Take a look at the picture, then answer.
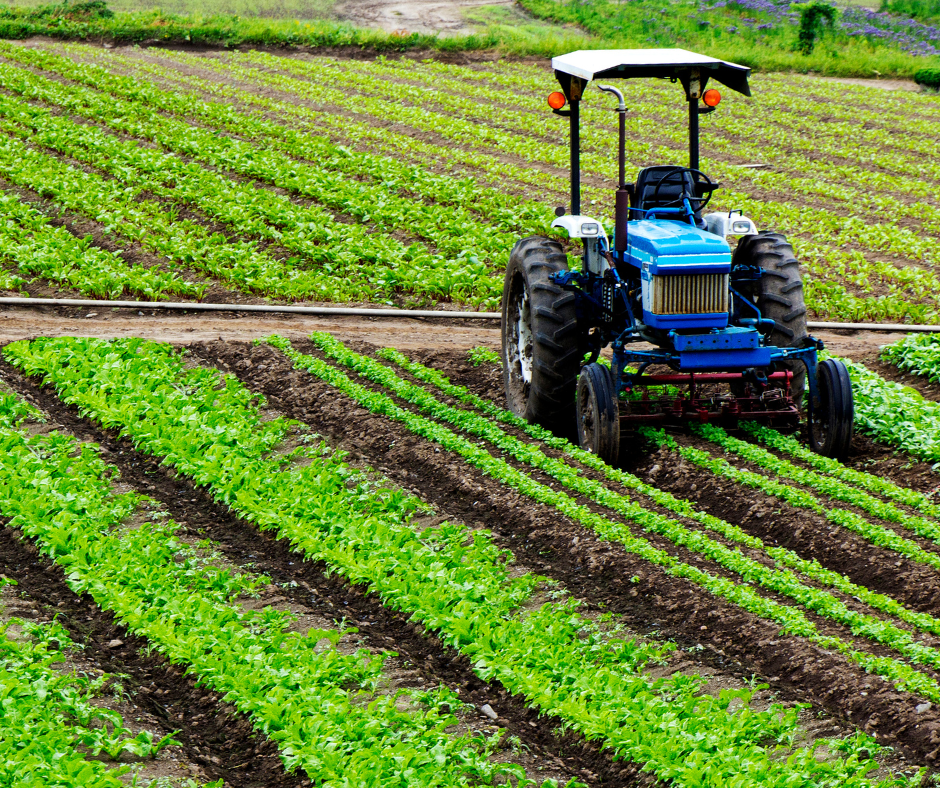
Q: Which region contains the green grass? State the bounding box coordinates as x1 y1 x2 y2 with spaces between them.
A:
0 0 937 78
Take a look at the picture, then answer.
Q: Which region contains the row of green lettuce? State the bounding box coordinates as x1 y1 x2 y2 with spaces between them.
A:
0 40 937 324
882 333 940 386
842 353 940 463
303 335 940 690
0 607 184 788
1 336 915 788
0 388 531 787
0 0 937 79
0 44 532 306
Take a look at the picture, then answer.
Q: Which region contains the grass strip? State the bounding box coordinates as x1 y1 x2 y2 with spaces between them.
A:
3 336 913 788
0 390 518 786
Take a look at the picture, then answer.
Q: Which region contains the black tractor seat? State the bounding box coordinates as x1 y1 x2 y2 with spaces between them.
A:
631 166 716 228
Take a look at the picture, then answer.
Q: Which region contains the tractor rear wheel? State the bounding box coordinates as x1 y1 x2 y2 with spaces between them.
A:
809 358 854 460
733 232 809 405
576 363 620 465
501 236 584 437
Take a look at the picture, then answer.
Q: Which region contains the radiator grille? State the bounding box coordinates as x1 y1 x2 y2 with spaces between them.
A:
651 273 729 315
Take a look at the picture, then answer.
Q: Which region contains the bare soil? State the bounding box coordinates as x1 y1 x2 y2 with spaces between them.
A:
334 0 515 36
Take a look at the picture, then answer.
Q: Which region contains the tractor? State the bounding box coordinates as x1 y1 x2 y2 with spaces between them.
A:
500 49 854 465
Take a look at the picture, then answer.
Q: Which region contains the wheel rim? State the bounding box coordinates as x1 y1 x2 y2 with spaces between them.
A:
810 368 831 449
578 377 597 451
508 275 533 387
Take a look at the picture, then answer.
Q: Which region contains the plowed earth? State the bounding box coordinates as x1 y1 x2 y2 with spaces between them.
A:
181 338 938 770
3 330 940 782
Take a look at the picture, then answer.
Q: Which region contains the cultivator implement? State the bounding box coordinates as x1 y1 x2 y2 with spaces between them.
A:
619 370 799 427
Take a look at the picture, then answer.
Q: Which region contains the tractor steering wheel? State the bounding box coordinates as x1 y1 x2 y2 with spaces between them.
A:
649 167 718 214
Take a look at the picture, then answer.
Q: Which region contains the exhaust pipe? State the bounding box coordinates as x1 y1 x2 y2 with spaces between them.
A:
599 84 630 254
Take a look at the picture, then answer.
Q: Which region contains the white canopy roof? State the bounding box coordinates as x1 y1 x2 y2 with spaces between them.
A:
552 48 751 96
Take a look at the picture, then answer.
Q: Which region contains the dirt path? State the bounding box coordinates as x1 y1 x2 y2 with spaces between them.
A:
335 0 515 35
0 303 917 368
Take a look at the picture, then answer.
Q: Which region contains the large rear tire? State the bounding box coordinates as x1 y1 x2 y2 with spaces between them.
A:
501 236 584 436
809 358 854 460
733 232 809 405
576 363 620 465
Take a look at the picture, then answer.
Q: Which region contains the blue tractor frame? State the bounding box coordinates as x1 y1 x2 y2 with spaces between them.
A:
500 49 854 463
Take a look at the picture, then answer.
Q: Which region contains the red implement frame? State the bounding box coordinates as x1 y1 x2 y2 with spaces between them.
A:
621 370 798 426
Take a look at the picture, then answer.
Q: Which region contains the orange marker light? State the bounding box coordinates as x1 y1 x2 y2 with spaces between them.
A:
547 91 567 110
703 88 722 107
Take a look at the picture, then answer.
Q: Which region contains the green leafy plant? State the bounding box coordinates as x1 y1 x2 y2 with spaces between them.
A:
5 335 921 788
794 2 839 55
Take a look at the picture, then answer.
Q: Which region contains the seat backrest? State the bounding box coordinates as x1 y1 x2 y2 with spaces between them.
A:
633 166 703 227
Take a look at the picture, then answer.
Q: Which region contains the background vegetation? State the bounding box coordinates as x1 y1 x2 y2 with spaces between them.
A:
0 0 937 80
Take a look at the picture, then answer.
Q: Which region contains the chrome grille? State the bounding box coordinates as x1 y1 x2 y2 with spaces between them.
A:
651 273 729 315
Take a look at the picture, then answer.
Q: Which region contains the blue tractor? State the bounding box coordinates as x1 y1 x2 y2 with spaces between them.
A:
500 49 854 464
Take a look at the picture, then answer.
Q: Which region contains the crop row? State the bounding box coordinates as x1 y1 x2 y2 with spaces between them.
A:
0 41 934 322
0 45 540 249
304 51 940 203
841 356 940 463
882 334 940 385
1 336 909 788
0 84 457 304
267 334 940 702
189 52 940 321
0 387 524 785
685 423 940 562
742 422 940 520
12 42 938 322
0 50 519 306
220 52 940 278
0 188 203 300
0 605 174 788
379 347 940 628
322 337 940 657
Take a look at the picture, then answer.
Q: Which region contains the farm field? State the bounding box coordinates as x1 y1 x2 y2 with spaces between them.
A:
3 33 940 788
2 331 940 785
0 41 937 322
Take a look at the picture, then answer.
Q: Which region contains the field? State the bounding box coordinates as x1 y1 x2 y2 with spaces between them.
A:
3 36 940 788
0 41 938 322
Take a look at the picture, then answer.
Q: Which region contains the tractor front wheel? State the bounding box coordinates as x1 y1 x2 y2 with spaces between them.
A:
576 363 620 465
733 232 809 404
501 236 584 437
808 358 854 460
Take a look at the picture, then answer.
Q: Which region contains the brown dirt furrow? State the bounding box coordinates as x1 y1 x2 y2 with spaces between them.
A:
182 338 940 764
0 522 309 788
0 355 631 788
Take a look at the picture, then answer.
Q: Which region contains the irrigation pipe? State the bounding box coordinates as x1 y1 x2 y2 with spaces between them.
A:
1 298 939 332
0 297 500 319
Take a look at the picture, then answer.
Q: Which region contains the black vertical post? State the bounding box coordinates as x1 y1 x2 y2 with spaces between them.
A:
614 105 629 252
570 99 580 215
618 109 626 189
689 97 699 171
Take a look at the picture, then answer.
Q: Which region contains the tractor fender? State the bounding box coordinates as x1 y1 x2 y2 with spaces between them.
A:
551 214 609 243
703 212 758 238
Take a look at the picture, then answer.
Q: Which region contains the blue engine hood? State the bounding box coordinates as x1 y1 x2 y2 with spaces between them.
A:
624 220 731 274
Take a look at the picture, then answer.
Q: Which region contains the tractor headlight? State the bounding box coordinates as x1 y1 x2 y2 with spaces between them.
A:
731 220 752 234
580 222 600 236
